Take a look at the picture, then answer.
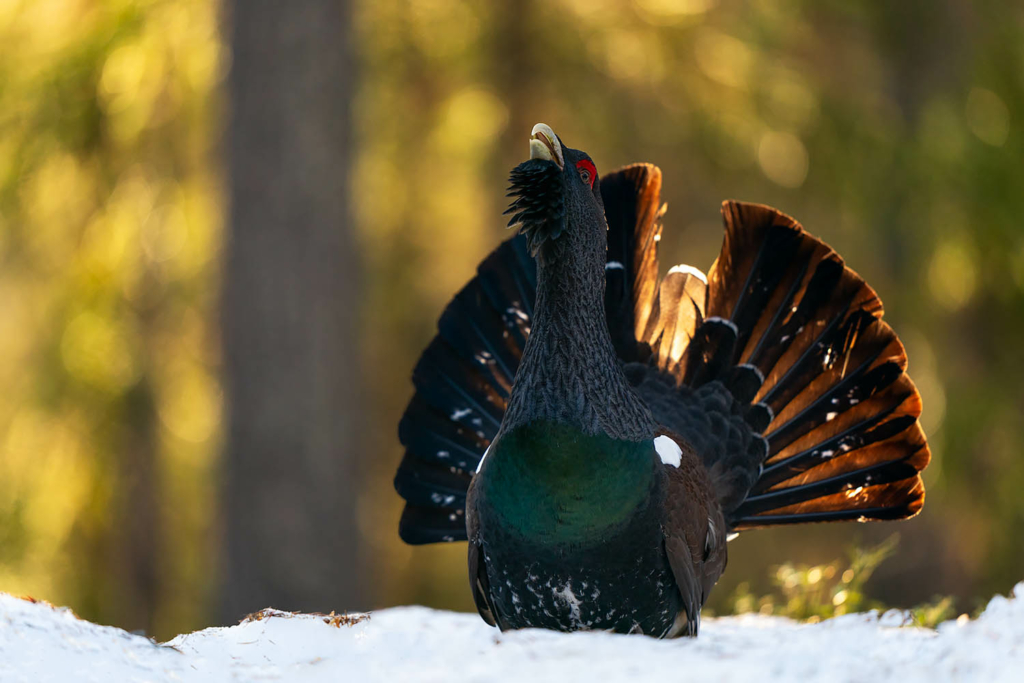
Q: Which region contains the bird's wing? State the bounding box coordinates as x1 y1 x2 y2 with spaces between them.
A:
655 429 729 638
658 444 705 638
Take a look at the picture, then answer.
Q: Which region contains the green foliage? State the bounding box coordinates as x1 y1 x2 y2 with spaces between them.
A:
910 596 958 629
725 535 898 621
723 535 957 628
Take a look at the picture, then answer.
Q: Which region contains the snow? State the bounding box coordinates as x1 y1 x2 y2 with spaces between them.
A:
3 584 1023 683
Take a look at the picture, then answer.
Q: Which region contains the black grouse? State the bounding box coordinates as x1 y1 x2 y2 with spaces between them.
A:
393 123 930 638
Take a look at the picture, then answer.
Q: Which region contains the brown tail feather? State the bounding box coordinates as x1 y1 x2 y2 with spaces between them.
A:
600 163 665 363
641 266 707 377
644 200 929 528
716 201 928 526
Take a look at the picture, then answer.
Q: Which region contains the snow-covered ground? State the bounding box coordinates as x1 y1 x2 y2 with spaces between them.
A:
2 585 1022 683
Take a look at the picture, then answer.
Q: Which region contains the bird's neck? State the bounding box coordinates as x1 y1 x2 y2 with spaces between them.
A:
501 227 654 441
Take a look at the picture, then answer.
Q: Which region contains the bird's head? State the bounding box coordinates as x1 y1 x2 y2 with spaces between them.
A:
505 123 606 263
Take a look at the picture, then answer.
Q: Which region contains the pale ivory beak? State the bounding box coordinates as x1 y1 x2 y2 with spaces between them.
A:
529 123 564 169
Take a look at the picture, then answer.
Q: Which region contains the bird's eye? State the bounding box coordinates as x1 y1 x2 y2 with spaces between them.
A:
575 159 596 188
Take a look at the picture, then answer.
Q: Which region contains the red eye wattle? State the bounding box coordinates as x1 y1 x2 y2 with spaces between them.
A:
575 159 597 188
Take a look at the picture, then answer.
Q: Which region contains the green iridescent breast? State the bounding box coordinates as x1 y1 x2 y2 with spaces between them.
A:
476 420 658 545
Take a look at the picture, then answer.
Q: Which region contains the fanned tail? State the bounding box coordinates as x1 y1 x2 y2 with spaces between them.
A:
649 201 929 529
396 181 929 543
394 237 536 543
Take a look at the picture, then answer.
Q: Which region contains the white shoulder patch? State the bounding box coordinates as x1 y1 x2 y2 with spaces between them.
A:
654 435 682 468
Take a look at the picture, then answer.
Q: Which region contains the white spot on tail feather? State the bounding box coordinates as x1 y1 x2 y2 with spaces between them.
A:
667 264 708 284
655 435 682 468
705 316 739 333
506 306 529 322
738 363 765 383
451 408 472 420
430 492 456 506
605 261 625 270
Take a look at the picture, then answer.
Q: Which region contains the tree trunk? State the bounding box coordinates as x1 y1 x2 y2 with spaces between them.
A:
221 0 366 622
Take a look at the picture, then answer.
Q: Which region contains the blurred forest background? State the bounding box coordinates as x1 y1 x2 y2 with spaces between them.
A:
0 0 1021 641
